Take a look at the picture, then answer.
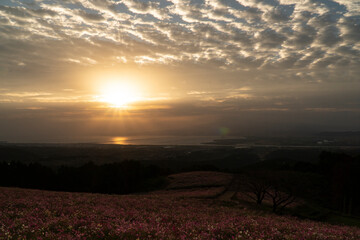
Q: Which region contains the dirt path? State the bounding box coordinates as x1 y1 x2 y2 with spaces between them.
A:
217 190 237 201
216 174 240 202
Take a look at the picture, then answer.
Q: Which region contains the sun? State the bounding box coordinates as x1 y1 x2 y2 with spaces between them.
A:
99 81 141 108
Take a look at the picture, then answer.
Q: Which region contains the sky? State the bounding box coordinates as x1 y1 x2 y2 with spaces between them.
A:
0 0 360 141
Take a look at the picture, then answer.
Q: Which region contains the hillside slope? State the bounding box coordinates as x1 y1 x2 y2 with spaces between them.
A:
1 185 359 239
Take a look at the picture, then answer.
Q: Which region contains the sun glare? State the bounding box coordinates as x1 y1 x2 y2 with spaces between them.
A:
99 81 141 108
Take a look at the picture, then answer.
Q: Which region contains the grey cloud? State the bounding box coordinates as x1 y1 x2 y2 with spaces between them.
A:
231 7 263 23
295 48 326 67
285 24 316 49
123 0 170 20
336 45 360 56
256 28 286 48
286 33 314 49
311 55 343 68
263 5 294 22
87 0 115 9
191 23 228 41
0 5 31 19
270 53 303 69
237 0 280 8
156 22 196 42
292 10 314 23
317 25 342 46
308 0 347 14
308 13 340 28
209 8 233 22
28 7 57 17
230 55 264 69
339 17 360 43
76 10 104 21
230 30 253 46
1 3 60 21
0 0 359 74
169 0 207 22
135 25 174 48
126 0 156 11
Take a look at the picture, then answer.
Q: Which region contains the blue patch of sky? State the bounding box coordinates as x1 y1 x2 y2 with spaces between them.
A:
158 0 173 8
137 13 162 22
63 3 88 11
190 0 205 6
217 0 246 10
129 0 173 8
18 0 59 8
316 0 347 13
111 2 135 15
168 14 187 24
278 4 295 18
17 0 84 13
262 0 281 7
38 0 60 5
2 0 20 7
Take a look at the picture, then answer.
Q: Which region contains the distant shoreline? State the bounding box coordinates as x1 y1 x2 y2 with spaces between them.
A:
1 133 360 148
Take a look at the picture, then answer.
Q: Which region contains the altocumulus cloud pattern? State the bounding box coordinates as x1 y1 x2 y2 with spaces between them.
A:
0 0 359 75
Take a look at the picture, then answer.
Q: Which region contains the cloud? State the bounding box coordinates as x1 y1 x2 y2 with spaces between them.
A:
335 0 360 16
76 9 104 21
1 80 360 138
316 25 342 47
123 0 171 20
0 0 359 82
284 23 316 49
256 28 286 49
262 5 294 22
1 0 358 140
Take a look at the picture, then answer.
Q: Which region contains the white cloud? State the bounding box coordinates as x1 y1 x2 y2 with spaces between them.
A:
0 0 359 78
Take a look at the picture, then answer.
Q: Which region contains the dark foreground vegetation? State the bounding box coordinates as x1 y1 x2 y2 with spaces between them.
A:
237 151 360 218
0 161 168 194
0 144 360 225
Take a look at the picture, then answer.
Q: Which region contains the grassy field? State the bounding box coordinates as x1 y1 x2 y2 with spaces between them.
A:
1 172 359 240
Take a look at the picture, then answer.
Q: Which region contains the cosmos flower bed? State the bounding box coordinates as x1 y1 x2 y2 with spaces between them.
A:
1 187 359 240
153 186 227 198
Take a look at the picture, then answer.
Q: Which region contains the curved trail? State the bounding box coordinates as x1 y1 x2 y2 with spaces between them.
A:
216 174 240 202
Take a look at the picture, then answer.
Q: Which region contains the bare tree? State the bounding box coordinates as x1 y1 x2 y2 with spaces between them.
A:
239 170 298 213
266 186 296 213
240 171 272 205
265 171 298 213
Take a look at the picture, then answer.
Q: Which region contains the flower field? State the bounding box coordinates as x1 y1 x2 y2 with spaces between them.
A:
153 186 227 198
1 187 359 240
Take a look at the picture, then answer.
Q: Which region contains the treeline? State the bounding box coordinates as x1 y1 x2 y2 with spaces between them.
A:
239 151 360 217
0 161 169 194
